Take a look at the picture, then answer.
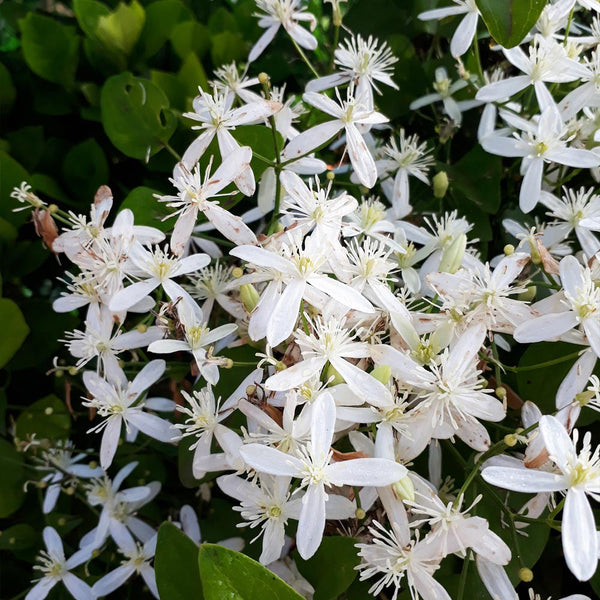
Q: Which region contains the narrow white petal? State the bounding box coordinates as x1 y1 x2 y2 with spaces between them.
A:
539 415 574 472
326 458 406 487
282 120 343 161
239 444 303 477
296 484 327 559
513 311 578 342
310 391 336 458
264 356 326 391
481 466 566 492
563 488 598 581
450 12 478 57
346 122 377 188
520 158 544 213
63 573 95 600
128 412 173 443
109 279 159 313
100 418 122 470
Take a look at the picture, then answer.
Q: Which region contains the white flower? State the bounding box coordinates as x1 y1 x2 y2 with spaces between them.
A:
481 106 600 213
81 462 158 549
356 522 449 600
181 86 281 195
36 440 102 514
149 300 237 384
376 131 434 218
217 474 302 564
482 415 600 581
109 244 210 313
82 360 173 469
418 0 480 58
371 324 505 451
240 392 406 558
306 34 398 111
410 67 481 126
264 314 389 401
27 527 94 600
477 36 588 111
249 0 317 63
539 186 600 257
281 89 388 188
159 147 258 255
231 236 373 346
93 532 158 598
514 254 600 357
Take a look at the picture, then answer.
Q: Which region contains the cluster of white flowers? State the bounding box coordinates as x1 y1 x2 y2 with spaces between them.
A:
14 0 600 598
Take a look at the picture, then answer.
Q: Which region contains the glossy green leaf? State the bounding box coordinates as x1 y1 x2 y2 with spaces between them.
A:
476 0 547 48
0 439 26 518
62 138 109 200
198 544 304 600
155 522 203 600
170 21 211 60
178 53 208 99
18 13 79 87
294 537 360 600
231 125 282 180
138 0 193 59
210 31 247 67
15 395 71 441
448 146 502 214
73 0 111 38
0 298 29 368
119 186 172 231
96 0 145 56
101 72 177 159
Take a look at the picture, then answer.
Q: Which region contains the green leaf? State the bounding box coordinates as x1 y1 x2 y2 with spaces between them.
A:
198 544 304 600
294 537 360 600
0 61 16 114
62 138 109 200
231 125 282 181
73 0 111 38
138 0 193 59
0 151 30 227
0 524 37 551
475 0 547 48
177 53 208 99
101 72 177 159
170 21 211 60
0 439 26 518
0 298 29 368
155 522 203 600
15 395 71 441
19 13 79 87
448 146 502 214
119 186 172 232
96 0 145 56
210 31 247 67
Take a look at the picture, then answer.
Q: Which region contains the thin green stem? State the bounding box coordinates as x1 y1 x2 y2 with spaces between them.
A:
290 37 320 79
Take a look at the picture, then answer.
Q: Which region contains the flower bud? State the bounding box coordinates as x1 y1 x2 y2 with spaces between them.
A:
504 434 517 447
518 567 533 582
258 72 270 85
518 286 536 302
68 366 78 376
137 323 148 333
355 507 366 520
439 233 466 274
503 244 515 256
240 284 260 312
232 267 243 278
371 365 391 385
326 170 335 181
326 363 344 386
432 171 449 199
44 407 53 416
495 386 507 400
392 474 415 503
246 384 257 396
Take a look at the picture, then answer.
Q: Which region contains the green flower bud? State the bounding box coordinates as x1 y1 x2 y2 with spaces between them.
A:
371 365 391 385
432 171 449 199
392 474 415 503
439 233 467 274
240 284 260 312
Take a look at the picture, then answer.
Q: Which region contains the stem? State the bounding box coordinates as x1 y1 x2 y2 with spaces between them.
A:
457 550 471 600
290 37 320 79
162 143 182 162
